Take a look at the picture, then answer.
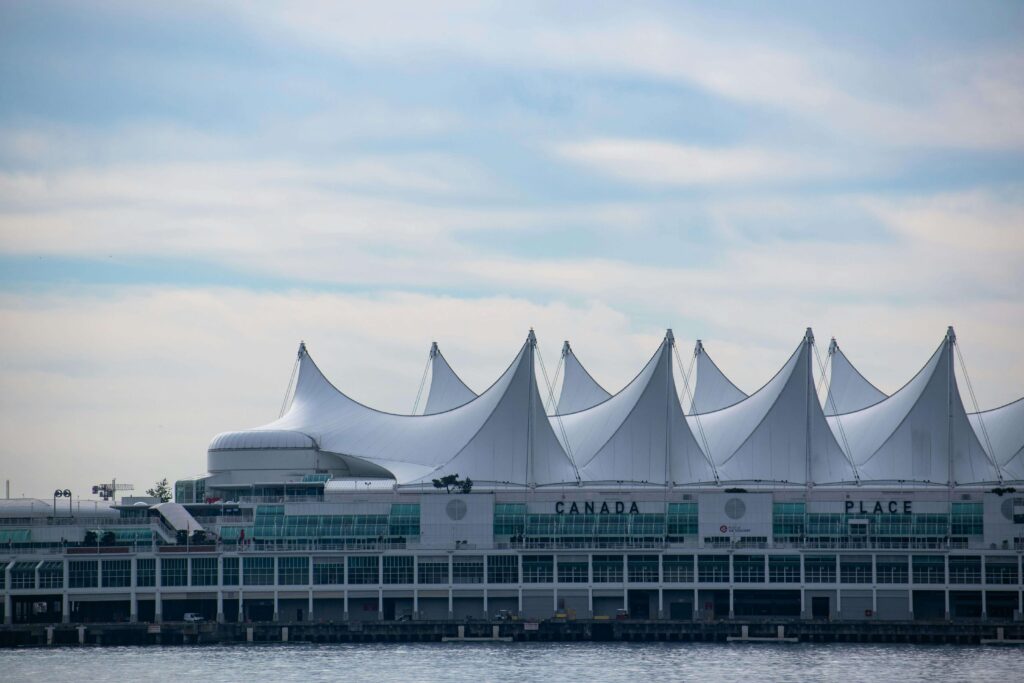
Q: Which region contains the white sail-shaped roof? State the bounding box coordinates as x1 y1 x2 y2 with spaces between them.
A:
422 342 476 415
688 330 855 485
827 329 1001 485
690 340 747 414
211 333 579 487
968 397 1024 482
554 341 611 415
554 331 716 486
823 338 887 416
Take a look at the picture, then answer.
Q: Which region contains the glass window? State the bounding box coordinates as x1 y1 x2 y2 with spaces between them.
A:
10 562 36 589
697 555 729 583
522 555 553 583
487 555 518 584
278 556 309 585
453 556 484 584
190 558 218 586
39 561 64 589
161 558 187 587
949 556 981 584
347 556 379 585
876 556 908 583
627 555 659 583
985 557 1019 585
417 557 449 585
772 502 805 542
493 504 526 538
69 560 98 588
102 559 131 588
389 504 421 538
557 558 588 583
667 503 698 540
662 555 694 583
222 557 239 586
242 557 274 585
313 560 344 585
383 556 413 584
951 502 983 536
733 555 765 583
136 558 155 587
912 555 945 584
804 555 836 583
840 556 872 583
592 555 623 583
769 555 801 583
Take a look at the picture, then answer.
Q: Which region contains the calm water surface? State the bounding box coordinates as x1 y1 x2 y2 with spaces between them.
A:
2 642 1021 682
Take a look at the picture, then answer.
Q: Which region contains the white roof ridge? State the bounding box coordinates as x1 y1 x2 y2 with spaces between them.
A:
554 341 612 415
823 339 888 416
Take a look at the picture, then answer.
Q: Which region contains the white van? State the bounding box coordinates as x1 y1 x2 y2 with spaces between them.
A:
183 613 205 623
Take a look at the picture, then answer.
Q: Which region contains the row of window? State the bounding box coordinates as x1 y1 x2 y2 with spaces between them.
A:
8 554 1017 589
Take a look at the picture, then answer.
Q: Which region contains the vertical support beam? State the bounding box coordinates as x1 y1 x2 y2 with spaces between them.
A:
238 556 245 622
62 559 70 624
482 555 489 619
3 564 11 624
308 555 314 622
155 557 163 623
836 555 842 617
273 557 279 621
216 556 224 623
448 554 454 619
553 555 559 613
623 555 628 609
130 557 138 623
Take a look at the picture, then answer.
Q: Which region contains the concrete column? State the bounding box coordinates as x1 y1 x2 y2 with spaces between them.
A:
412 556 419 619
448 555 454 619
62 560 70 624
308 591 314 622
273 590 280 622
981 557 988 618
239 556 246 621
3 591 11 625
187 556 192 586
482 554 489 618
96 559 103 588
588 588 594 618
413 589 419 619
728 588 734 619
623 556 628 609
130 558 138 623
154 558 163 623
343 589 349 621
216 557 224 623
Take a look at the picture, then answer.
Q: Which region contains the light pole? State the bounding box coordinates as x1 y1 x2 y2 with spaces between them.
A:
53 489 72 517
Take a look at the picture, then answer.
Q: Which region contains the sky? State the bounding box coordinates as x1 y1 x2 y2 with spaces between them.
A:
0 1 1022 499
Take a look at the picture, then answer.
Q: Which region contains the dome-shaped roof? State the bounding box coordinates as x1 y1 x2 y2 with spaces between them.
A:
208 429 316 451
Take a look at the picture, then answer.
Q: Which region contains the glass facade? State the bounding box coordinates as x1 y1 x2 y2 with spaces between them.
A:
313 559 344 585
136 558 156 587
769 555 801 583
876 556 908 583
557 558 588 583
522 555 553 583
243 557 274 585
69 560 98 588
278 556 309 585
452 556 484 584
949 556 981 584
912 555 945 584
39 561 64 589
663 555 694 583
805 555 836 583
222 557 239 585
697 555 729 583
102 559 131 588
190 557 218 586
417 557 449 585
733 555 765 583
383 556 413 584
347 556 379 584
627 555 659 583
487 555 518 583
161 558 187 587
593 555 623 583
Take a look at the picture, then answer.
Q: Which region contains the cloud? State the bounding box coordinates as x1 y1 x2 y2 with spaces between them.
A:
555 139 839 186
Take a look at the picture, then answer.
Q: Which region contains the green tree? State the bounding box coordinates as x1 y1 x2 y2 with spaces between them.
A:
431 473 473 494
146 478 172 503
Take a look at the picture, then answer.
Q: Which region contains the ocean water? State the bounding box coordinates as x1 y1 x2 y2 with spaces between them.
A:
1 642 1021 682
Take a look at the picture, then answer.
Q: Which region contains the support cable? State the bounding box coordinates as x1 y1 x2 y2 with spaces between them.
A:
954 340 1002 482
279 352 301 418
543 354 565 415
411 354 431 415
814 342 858 482
537 343 580 483
673 344 718 484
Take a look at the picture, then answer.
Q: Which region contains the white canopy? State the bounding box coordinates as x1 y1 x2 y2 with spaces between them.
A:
688 330 856 485
422 342 476 415
968 397 1024 482
826 328 1001 485
689 340 747 414
554 331 717 486
554 341 611 415
823 338 887 416
212 333 579 487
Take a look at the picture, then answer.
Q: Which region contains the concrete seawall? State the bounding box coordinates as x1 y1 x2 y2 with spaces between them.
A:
2 620 1022 647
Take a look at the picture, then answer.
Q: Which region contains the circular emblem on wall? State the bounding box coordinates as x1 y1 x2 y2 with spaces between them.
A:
720 525 728 533
725 498 746 520
446 498 467 521
1000 498 1014 521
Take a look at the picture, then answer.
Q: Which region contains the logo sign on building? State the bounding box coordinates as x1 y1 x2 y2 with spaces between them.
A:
844 501 912 514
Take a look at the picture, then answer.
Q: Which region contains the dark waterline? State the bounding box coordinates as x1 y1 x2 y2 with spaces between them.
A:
1 642 1021 683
